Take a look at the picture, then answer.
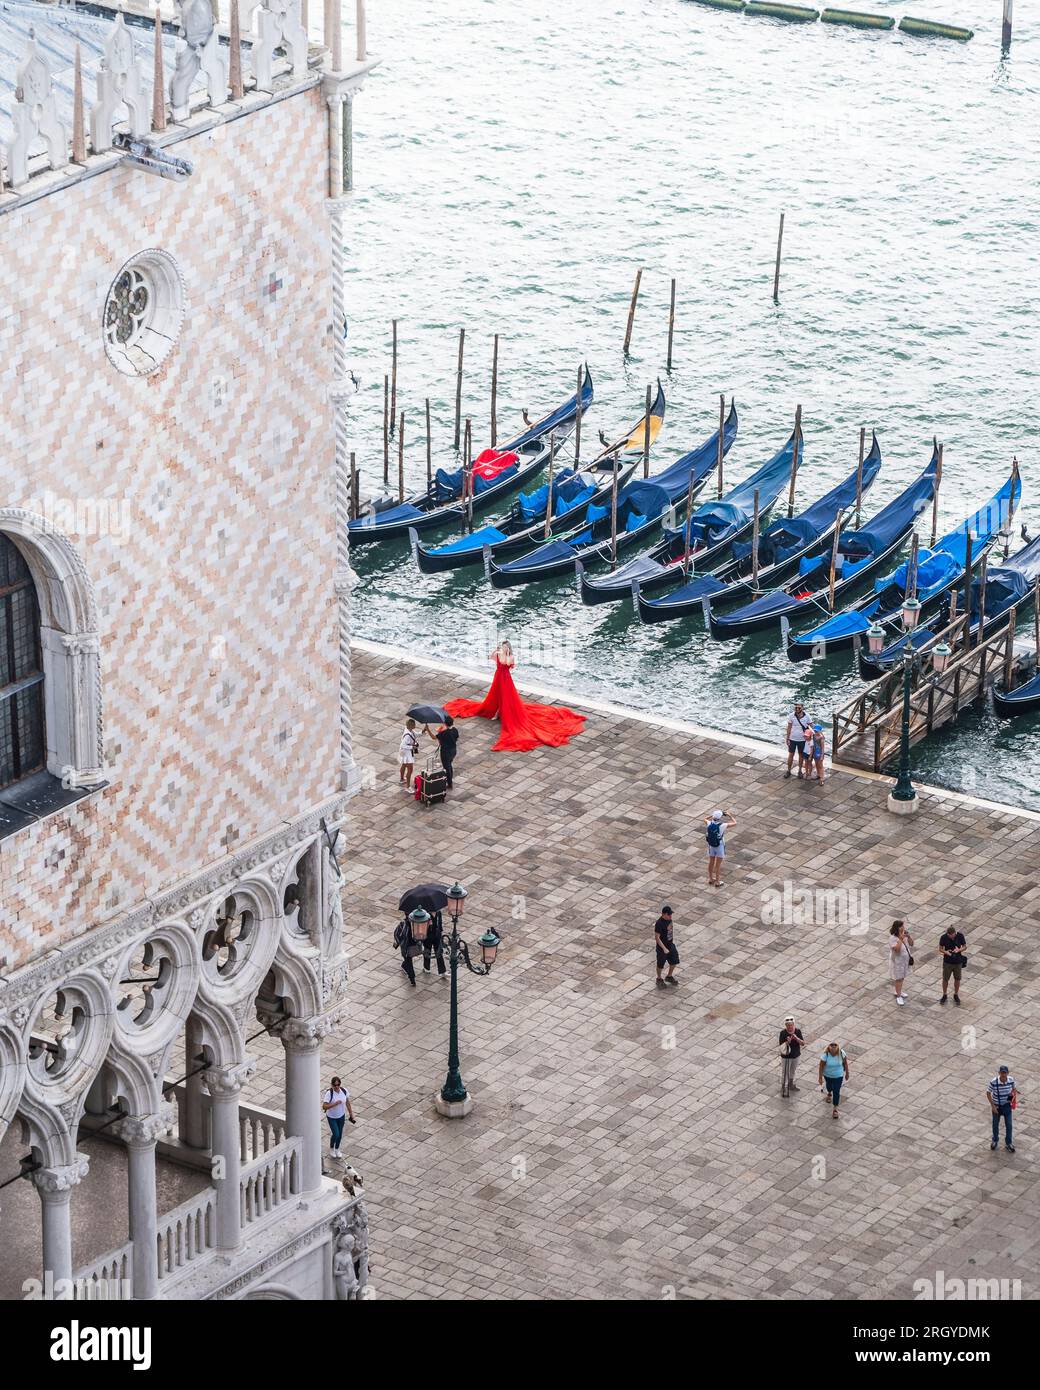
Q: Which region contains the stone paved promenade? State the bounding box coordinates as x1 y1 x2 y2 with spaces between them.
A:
251 644 1040 1300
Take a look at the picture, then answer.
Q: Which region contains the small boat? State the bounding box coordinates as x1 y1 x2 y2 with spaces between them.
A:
634 434 881 622
486 385 684 589
347 368 593 545
788 469 1020 663
859 533 1040 679
993 670 1040 717
708 443 941 641
616 430 798 618
411 386 675 575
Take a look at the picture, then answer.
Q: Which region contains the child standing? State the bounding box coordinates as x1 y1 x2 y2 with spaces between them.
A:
399 719 420 789
810 722 826 784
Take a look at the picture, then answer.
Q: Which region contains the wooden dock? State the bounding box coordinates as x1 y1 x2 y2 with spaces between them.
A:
832 612 1037 773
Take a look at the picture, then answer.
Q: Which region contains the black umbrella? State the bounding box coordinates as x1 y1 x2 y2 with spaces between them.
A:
407 703 448 725
398 883 450 915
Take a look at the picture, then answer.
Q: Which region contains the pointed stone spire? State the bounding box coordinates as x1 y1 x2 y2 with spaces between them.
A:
229 0 243 99
151 7 166 132
71 44 87 163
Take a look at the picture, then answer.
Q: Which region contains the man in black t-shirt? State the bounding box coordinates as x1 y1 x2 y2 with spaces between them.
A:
939 927 967 1005
426 718 459 790
779 1015 804 1097
654 906 679 988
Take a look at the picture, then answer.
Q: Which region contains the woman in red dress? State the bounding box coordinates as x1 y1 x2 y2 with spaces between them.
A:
444 640 585 752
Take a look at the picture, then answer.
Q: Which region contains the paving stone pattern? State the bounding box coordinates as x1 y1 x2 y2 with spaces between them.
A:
249 648 1040 1300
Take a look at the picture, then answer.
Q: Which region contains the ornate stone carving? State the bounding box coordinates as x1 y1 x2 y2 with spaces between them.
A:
29 1153 90 1195
252 0 308 93
90 12 150 153
113 1106 176 1147
6 38 67 190
170 0 227 121
278 1015 334 1052
202 1059 256 1097
332 1231 358 1300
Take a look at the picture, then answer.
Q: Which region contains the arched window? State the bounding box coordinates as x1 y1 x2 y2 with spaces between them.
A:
0 534 45 789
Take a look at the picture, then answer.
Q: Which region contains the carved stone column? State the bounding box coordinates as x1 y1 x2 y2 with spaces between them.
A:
30 1155 90 1286
280 1018 331 1194
183 1015 209 1149
203 1060 255 1252
114 1110 174 1300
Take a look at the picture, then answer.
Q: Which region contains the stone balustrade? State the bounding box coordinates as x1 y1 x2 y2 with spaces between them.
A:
71 1240 134 1300
239 1135 302 1225
156 1188 217 1278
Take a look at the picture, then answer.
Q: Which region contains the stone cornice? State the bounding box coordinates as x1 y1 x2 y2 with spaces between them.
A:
0 794 348 1012
208 1197 362 1300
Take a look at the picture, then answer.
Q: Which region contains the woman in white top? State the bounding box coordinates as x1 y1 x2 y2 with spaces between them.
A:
889 919 914 1006
321 1076 355 1153
398 719 420 789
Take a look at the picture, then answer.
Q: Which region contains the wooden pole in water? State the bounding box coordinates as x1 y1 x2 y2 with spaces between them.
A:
349 452 358 520
575 366 583 463
1034 577 1039 664
855 427 866 528
931 443 943 547
827 510 843 612
751 488 761 589
773 212 785 303
977 552 989 647
716 394 726 499
1006 456 1019 557
425 397 432 489
787 405 802 517
961 530 974 648
623 268 642 356
382 374 389 486
683 468 697 574
907 532 920 601
544 432 556 538
490 334 499 449
642 384 652 479
1004 604 1017 689
398 411 405 502
390 319 398 436
453 328 465 451
1002 0 1013 51
610 459 619 568
667 278 676 371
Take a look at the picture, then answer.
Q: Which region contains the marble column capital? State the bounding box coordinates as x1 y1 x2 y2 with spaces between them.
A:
278 1015 336 1053
29 1154 89 1196
203 1059 256 1098
113 1105 176 1148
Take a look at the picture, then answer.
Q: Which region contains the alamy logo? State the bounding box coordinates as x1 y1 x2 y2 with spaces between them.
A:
760 880 870 934
50 1319 152 1370
913 1270 1022 1301
27 491 132 545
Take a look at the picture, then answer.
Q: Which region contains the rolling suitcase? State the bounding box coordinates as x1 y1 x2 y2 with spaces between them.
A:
418 757 448 808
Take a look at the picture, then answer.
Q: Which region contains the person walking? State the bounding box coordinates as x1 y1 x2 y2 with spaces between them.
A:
398 718 420 789
321 1076 355 1154
889 919 913 1005
818 1042 849 1118
939 924 967 1005
778 1015 804 1097
422 909 447 977
705 810 736 888
784 702 812 778
654 906 679 987
394 916 424 986
987 1066 1017 1153
425 716 459 791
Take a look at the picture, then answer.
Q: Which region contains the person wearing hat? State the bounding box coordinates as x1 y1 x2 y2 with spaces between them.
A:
785 702 813 779
654 906 679 987
808 721 826 784
778 1015 804 1098
704 809 736 888
987 1066 1017 1153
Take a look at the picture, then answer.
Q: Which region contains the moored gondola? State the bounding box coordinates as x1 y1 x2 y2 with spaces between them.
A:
411 385 675 575
708 443 941 640
635 434 882 622
993 670 1040 717
787 468 1020 662
347 368 593 546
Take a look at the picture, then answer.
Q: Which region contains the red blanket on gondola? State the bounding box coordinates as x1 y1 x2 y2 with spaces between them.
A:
470 449 519 481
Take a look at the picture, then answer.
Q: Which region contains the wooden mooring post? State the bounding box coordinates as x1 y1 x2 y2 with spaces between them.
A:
787 404 802 516
349 451 358 520
490 334 499 449
382 373 389 485
716 394 726 498
773 212 785 303
667 278 676 371
544 432 556 538
931 443 943 547
855 427 865 527
1002 0 1013 50
397 410 405 502
610 459 620 568
642 384 652 478
751 489 761 589
425 397 432 489
390 319 398 436
623 269 642 356
575 366 583 463
683 469 697 574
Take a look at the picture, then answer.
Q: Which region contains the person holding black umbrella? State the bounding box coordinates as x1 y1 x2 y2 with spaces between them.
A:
425 716 459 792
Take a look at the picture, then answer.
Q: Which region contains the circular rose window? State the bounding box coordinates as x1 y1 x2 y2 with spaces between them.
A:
102 250 186 376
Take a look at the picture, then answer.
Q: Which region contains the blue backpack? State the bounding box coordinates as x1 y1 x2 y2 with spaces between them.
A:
706 820 723 848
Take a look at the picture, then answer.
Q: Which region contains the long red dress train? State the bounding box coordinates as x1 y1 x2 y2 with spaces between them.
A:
444 657 585 752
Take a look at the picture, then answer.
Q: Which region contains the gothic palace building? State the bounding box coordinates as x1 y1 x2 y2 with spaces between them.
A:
0 0 372 1300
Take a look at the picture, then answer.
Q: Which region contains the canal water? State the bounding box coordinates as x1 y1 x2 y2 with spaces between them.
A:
343 0 1040 810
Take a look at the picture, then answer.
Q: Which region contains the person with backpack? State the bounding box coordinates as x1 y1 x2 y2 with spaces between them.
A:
818 1043 849 1118
393 916 425 987
704 810 736 888
321 1076 355 1153
784 702 813 779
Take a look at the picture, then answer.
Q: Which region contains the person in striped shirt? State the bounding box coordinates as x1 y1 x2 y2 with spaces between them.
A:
987 1067 1017 1153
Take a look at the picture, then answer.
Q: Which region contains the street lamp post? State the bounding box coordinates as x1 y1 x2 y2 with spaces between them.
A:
888 597 922 814
434 881 501 1119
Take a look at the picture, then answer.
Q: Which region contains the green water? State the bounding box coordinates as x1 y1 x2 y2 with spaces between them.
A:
343 0 1040 810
